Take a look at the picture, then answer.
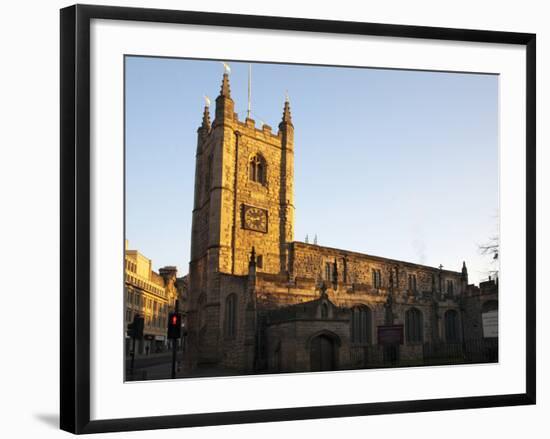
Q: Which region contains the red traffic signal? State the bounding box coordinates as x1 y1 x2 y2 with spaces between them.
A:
167 312 182 339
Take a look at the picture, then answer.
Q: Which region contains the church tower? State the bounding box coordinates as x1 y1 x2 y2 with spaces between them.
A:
187 70 294 367
190 71 294 280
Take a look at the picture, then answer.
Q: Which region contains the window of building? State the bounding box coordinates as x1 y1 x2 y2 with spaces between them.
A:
445 309 460 342
256 255 263 269
408 274 417 292
372 269 382 288
447 280 454 295
351 306 372 344
405 307 423 343
325 262 333 281
224 293 237 338
249 154 267 185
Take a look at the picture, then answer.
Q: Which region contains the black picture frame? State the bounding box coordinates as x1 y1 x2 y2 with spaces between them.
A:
60 4 536 434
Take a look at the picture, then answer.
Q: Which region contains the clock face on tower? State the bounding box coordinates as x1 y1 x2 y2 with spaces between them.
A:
242 205 268 233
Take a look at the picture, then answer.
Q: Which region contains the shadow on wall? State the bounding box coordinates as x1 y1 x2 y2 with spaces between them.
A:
33 413 59 430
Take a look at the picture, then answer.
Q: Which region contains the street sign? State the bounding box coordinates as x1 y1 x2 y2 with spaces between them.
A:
482 310 498 338
377 324 404 345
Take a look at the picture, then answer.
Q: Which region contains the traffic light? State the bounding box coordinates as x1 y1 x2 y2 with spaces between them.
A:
131 314 144 339
167 312 182 339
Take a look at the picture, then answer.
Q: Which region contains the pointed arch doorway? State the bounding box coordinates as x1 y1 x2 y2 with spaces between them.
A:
309 332 339 372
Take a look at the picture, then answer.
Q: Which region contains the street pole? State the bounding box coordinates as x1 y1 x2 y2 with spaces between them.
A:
171 338 177 379
130 334 136 376
171 299 179 379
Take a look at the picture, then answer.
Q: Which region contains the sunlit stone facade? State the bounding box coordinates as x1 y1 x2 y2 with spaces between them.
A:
184 73 498 374
124 241 180 355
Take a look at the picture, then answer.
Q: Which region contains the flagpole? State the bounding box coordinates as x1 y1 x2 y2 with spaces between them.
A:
247 64 251 119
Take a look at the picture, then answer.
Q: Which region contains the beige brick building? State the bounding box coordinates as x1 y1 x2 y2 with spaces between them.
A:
184 72 498 374
124 241 180 355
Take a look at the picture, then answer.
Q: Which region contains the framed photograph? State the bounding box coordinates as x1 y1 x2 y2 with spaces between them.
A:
60 4 536 434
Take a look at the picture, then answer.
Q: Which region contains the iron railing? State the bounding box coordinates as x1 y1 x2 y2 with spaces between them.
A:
348 338 498 369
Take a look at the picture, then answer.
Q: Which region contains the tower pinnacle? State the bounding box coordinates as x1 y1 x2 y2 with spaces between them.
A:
201 105 211 131
219 73 231 98
280 98 292 126
214 71 234 123
461 261 468 283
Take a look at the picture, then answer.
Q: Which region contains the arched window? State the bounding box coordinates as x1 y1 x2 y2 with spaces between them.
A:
405 307 423 343
224 293 237 338
445 309 460 342
249 154 266 185
351 306 371 344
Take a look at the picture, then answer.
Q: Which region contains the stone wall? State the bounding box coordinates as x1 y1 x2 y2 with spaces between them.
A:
217 273 256 371
289 241 466 298
462 278 498 341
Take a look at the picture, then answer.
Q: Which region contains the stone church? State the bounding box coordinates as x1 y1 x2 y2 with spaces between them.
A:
184 72 498 375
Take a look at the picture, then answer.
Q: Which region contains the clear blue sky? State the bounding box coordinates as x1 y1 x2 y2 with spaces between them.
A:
125 56 498 285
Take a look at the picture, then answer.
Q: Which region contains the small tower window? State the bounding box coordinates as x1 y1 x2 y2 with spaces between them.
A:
249 154 267 185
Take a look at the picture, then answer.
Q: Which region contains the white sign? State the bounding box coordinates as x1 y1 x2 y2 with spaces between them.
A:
482 311 498 338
